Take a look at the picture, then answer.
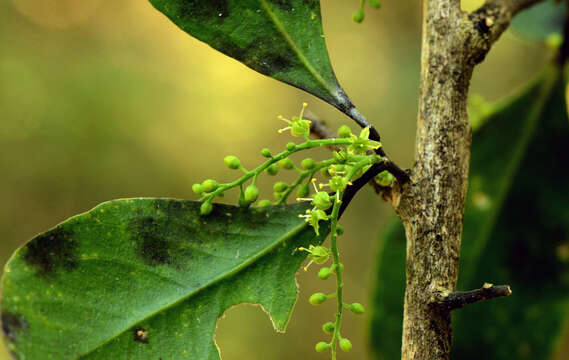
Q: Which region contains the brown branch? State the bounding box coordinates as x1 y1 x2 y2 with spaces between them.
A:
394 0 543 359
434 283 512 311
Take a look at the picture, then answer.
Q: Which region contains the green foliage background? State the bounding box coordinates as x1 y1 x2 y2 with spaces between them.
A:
0 0 561 359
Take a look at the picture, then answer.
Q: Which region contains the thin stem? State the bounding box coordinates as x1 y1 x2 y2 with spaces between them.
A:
329 191 343 359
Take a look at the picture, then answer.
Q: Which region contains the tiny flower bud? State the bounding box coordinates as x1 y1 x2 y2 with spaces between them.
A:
338 125 352 138
278 158 294 170
322 322 335 334
266 164 279 176
352 9 364 23
333 151 347 164
309 292 328 305
200 201 213 215
312 192 332 210
286 142 296 151
339 338 352 352
223 155 241 169
238 193 250 208
261 148 272 158
296 184 310 198
192 183 203 195
273 182 288 193
244 185 259 202
315 342 330 353
257 200 272 207
348 302 365 315
336 225 344 235
376 170 395 187
318 267 331 280
369 0 381 8
301 157 316 170
201 179 219 193
332 263 344 274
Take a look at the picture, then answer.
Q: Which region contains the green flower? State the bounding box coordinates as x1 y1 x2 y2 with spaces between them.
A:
348 127 381 154
277 103 311 137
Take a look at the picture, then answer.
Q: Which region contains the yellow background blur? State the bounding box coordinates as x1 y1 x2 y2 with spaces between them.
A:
0 0 553 359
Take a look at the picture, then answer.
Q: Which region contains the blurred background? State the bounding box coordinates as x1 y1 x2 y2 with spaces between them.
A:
0 0 555 359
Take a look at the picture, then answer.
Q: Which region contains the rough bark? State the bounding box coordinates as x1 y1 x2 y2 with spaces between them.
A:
393 0 544 359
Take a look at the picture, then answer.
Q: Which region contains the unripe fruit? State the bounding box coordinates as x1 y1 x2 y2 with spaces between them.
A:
273 182 288 193
201 179 218 193
339 338 352 352
309 292 328 305
278 158 294 169
301 158 316 170
224 155 241 169
192 183 203 195
296 184 309 198
266 164 278 176
348 302 365 315
322 322 335 334
318 267 331 280
244 185 259 202
352 9 364 23
315 342 330 352
261 148 272 158
338 125 352 138
286 142 296 151
200 201 213 215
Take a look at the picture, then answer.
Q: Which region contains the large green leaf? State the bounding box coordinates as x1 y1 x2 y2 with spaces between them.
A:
1 199 326 359
369 68 569 359
148 0 370 126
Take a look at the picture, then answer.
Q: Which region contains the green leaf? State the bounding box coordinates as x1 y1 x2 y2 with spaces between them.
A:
510 0 566 41
147 0 371 126
1 199 326 359
369 67 569 359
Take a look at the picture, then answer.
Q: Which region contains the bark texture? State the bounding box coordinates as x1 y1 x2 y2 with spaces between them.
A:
394 1 543 359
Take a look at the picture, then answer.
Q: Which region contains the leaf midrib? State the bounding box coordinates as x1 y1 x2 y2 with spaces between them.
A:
258 0 338 97
77 205 310 359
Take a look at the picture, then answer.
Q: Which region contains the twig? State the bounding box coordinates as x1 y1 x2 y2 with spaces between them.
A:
434 283 512 311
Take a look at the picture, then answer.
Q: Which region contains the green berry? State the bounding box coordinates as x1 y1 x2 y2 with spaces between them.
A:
333 150 347 164
348 302 365 315
286 142 296 151
322 322 335 334
338 125 352 138
278 158 294 170
238 193 250 208
200 201 213 215
336 225 344 235
296 183 310 198
257 199 272 207
244 185 259 202
376 170 395 187
369 0 381 8
261 148 272 158
309 292 328 305
266 164 278 176
312 191 332 210
201 179 218 193
309 246 330 264
318 267 331 280
339 338 352 352
315 342 330 353
353 9 364 23
273 182 288 193
332 263 344 274
223 155 241 170
192 183 203 195
301 158 316 170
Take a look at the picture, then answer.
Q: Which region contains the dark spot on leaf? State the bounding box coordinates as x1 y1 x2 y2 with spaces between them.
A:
130 216 172 266
267 0 293 11
179 0 229 23
133 328 149 344
22 227 78 278
2 312 28 344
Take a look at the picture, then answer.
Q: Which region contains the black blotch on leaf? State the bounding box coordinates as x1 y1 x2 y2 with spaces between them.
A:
130 216 173 266
179 0 229 22
2 312 28 344
22 227 78 278
133 328 149 344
